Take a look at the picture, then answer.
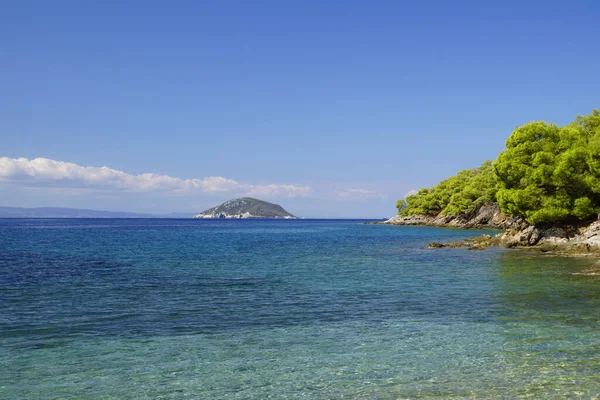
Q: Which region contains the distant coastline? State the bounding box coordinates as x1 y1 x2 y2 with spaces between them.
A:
0 206 383 220
0 206 192 219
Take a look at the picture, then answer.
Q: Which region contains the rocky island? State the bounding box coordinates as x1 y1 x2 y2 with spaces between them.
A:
192 197 297 219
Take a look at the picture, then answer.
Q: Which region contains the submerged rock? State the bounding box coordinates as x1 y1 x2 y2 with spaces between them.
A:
572 263 600 276
428 241 445 248
426 234 500 251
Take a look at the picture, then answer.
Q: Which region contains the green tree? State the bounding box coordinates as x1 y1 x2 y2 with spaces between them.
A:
494 110 600 223
396 199 408 213
398 161 497 217
396 110 600 224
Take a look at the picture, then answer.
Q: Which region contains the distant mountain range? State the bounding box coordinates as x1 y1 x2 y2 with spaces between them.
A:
0 206 192 219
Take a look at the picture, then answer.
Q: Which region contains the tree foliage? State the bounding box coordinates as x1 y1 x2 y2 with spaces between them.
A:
398 160 498 217
495 109 600 223
397 109 600 224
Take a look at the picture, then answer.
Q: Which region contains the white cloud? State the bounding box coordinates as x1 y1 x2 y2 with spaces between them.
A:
405 189 418 198
335 188 386 200
0 157 311 197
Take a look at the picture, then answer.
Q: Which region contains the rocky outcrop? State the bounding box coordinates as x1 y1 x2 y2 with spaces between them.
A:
193 197 297 219
384 203 600 257
499 220 600 254
421 222 600 260
194 211 259 219
428 234 501 251
382 203 518 229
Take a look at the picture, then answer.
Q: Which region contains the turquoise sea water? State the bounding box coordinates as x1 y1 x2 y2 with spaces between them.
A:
1 218 599 399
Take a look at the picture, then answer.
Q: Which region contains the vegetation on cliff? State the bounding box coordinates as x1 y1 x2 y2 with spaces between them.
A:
397 160 497 217
397 110 600 224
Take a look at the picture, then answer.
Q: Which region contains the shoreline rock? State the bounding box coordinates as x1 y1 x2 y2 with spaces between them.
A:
427 234 500 251
381 203 600 259
498 220 600 255
378 203 522 230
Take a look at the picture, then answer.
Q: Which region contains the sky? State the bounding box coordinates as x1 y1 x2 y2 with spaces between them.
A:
1 0 599 218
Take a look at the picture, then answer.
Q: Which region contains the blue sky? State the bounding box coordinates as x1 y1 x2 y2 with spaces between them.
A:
1 0 599 217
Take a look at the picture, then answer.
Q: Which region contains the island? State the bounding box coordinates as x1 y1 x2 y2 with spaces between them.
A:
192 197 297 219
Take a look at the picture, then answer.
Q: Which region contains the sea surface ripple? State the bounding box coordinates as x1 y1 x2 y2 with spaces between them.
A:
1 218 599 399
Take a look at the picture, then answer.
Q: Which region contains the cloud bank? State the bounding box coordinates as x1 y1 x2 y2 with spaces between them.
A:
0 157 312 198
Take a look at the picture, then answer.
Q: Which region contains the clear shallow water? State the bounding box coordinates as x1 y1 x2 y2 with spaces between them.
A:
1 218 599 399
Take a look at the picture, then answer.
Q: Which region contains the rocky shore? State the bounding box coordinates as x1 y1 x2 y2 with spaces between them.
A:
381 203 514 229
380 203 600 262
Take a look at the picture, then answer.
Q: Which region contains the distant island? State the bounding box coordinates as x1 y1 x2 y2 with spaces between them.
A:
193 197 297 219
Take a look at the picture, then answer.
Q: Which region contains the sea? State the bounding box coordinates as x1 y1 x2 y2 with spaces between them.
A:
1 218 599 399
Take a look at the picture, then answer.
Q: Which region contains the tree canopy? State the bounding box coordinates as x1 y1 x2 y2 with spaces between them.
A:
398 160 497 217
397 110 600 224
